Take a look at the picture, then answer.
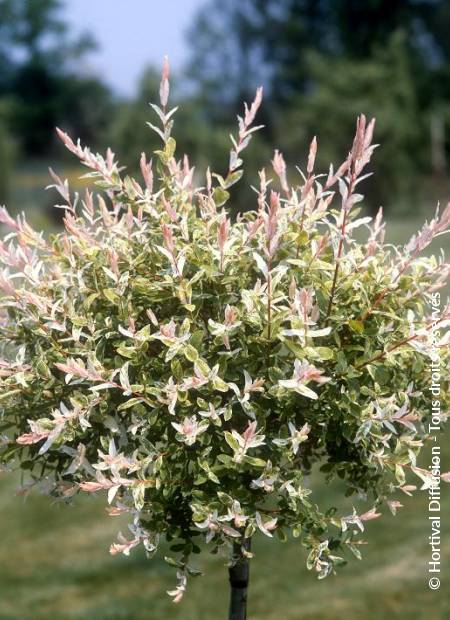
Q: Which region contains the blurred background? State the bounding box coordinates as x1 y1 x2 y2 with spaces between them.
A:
2 0 450 223
0 1 449 619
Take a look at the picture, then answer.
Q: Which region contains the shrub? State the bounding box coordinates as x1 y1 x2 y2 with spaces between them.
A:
0 59 449 611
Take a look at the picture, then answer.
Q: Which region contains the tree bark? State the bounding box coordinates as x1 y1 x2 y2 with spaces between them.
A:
228 539 251 620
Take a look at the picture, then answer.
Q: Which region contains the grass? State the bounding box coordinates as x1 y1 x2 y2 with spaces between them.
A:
1 455 449 620
7 161 87 231
0 188 449 618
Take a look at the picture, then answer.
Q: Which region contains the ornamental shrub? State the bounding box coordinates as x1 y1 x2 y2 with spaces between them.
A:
0 59 449 610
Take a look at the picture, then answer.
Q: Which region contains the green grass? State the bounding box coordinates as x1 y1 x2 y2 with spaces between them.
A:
0 204 449 619
1 456 449 620
7 161 87 231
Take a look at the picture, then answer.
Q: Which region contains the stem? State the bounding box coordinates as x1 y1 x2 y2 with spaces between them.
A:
326 172 356 320
228 539 251 620
266 252 273 376
356 314 447 369
267 266 272 341
355 334 415 369
296 172 313 257
360 253 417 321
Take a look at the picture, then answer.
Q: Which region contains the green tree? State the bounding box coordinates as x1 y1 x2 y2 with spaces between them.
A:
187 0 450 213
0 100 15 203
0 0 111 153
278 33 423 213
189 0 448 105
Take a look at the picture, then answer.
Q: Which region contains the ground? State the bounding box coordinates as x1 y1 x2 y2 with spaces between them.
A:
0 459 448 620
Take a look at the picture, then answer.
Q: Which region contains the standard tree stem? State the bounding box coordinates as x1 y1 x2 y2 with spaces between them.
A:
228 540 251 620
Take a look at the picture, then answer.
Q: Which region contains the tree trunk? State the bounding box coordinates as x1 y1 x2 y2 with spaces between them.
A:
228 539 251 620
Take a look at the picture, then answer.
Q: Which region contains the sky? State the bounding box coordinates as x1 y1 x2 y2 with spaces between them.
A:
65 0 207 97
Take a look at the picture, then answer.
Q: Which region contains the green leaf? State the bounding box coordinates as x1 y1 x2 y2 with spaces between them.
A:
124 175 138 198
395 464 405 485
207 470 220 484
349 320 364 334
164 556 184 568
217 454 234 467
276 528 288 542
186 565 203 577
212 377 229 392
296 230 309 246
196 359 211 376
212 187 230 207
132 483 145 510
348 544 362 560
190 330 204 350
155 138 176 164
117 397 145 412
116 345 136 359
103 288 120 304
242 456 266 468
165 137 176 160
223 431 239 453
183 344 199 362
223 170 243 189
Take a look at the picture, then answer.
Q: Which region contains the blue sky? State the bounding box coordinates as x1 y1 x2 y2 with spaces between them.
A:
65 0 206 96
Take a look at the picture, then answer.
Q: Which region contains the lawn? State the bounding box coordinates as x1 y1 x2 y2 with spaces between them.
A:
0 197 449 619
1 454 449 620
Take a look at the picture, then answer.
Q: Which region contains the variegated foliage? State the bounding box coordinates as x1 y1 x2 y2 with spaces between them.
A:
0 59 449 600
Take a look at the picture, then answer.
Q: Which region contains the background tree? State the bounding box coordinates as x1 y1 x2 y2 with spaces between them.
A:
187 0 450 212
278 32 423 213
0 0 112 154
0 101 14 203
109 66 270 216
110 68 229 171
